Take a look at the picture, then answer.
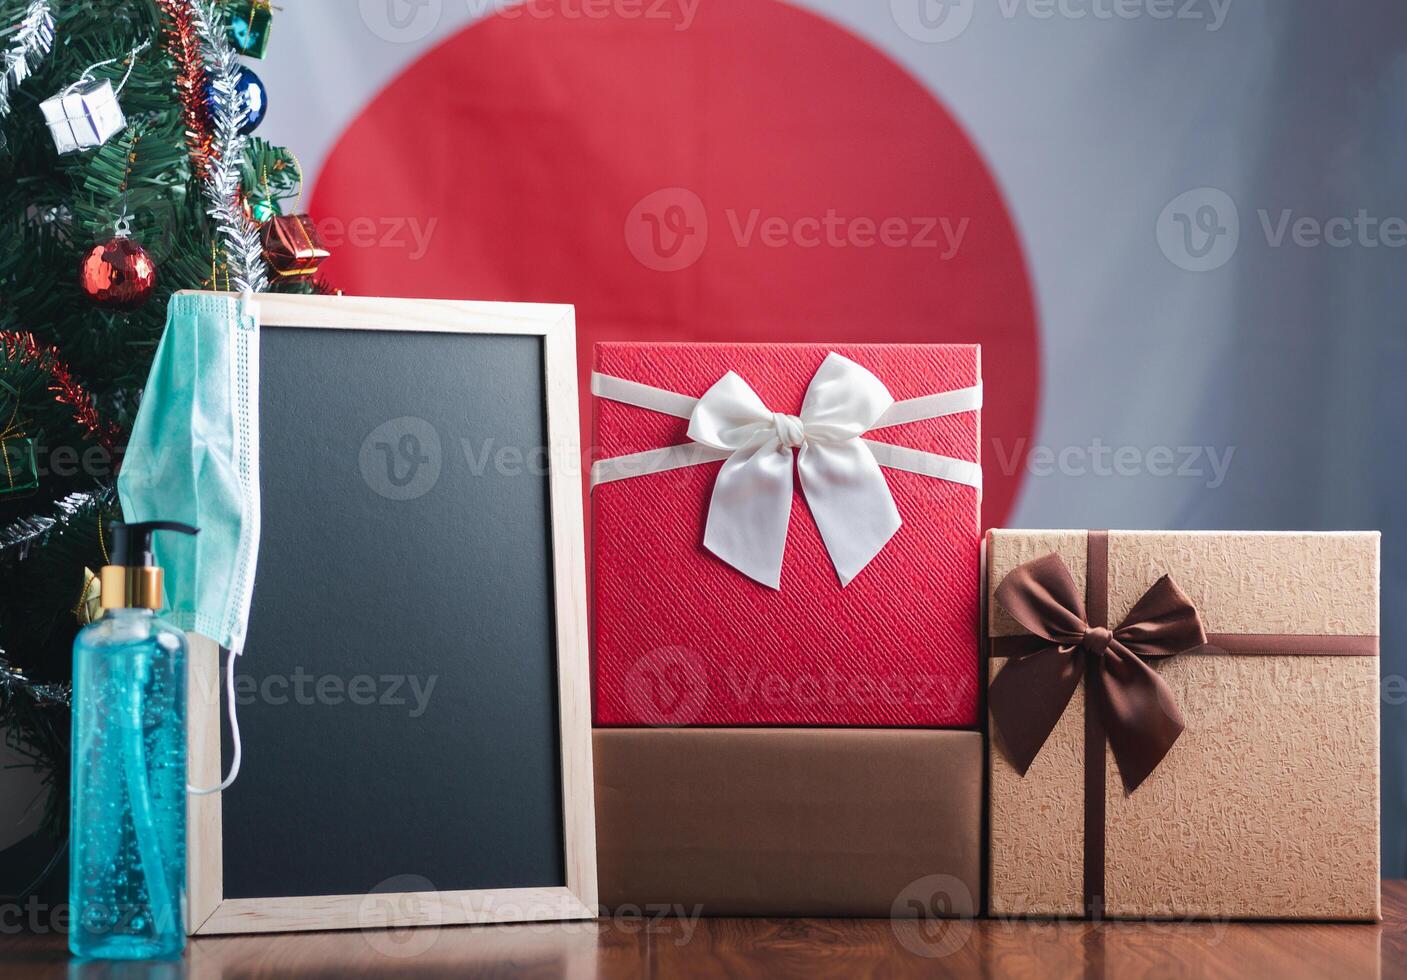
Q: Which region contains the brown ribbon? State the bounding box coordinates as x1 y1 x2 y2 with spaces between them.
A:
989 532 1204 795
988 530 1379 918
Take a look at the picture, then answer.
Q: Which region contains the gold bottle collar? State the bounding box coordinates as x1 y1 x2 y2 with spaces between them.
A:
99 566 164 611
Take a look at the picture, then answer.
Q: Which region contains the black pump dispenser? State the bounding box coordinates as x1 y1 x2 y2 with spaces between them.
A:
108 521 200 568
101 522 199 611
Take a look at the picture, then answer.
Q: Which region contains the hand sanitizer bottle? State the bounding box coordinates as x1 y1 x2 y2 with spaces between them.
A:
70 521 198 960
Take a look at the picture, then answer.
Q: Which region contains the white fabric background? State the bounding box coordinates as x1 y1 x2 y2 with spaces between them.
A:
255 0 1407 874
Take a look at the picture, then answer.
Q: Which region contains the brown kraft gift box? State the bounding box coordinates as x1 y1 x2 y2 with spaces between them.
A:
594 728 981 917
986 530 1380 921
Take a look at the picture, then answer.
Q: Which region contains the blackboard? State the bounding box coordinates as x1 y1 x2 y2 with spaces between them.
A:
185 294 595 935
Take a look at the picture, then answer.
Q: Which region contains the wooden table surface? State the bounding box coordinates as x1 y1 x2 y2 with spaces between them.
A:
5 882 1405 979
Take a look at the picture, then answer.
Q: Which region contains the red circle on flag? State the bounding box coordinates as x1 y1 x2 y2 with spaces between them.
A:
313 0 1038 525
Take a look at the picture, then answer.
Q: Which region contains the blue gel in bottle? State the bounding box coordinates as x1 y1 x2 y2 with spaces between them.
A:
70 522 197 960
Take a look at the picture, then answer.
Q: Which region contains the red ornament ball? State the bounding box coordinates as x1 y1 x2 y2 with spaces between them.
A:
78 237 157 311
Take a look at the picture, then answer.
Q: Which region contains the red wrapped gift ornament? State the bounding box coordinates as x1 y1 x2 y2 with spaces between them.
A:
260 214 328 278
592 343 982 727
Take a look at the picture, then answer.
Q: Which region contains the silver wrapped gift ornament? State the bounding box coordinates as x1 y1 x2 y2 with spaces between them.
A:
39 78 125 154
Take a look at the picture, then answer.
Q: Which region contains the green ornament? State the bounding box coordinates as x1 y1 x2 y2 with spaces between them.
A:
228 0 273 59
248 195 279 224
0 433 39 496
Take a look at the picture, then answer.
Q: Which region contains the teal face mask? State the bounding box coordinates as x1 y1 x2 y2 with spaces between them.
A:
119 290 261 652
118 291 261 792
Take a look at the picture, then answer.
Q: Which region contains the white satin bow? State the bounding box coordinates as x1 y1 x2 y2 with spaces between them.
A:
687 353 901 589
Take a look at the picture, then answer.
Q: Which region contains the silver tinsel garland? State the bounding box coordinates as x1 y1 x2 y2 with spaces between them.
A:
0 0 56 119
188 0 269 293
0 490 104 560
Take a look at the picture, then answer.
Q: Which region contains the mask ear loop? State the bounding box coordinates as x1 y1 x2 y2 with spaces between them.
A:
239 288 258 326
188 290 258 797
187 646 242 796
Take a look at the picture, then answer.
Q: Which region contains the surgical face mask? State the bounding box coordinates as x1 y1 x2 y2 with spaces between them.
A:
118 290 261 793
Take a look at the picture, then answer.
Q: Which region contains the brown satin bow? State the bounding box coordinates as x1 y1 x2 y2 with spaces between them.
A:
988 553 1208 793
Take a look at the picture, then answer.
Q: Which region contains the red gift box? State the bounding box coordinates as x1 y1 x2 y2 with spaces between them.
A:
592 342 981 727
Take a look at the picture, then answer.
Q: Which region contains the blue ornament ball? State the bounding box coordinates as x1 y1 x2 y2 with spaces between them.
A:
204 66 267 135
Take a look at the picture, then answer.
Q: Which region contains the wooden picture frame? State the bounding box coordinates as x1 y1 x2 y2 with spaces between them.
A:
184 292 596 935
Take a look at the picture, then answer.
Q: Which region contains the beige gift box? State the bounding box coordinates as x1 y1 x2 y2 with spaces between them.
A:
986 530 1380 921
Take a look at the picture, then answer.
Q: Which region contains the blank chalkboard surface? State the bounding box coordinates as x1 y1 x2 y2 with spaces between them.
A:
184 294 595 935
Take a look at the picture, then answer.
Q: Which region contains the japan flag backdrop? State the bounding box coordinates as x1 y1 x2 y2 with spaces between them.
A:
258 0 1407 867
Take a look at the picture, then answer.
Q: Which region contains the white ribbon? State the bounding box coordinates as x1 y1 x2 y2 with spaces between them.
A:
592 352 981 589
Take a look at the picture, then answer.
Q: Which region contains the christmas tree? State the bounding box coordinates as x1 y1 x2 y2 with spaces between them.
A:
0 0 324 847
